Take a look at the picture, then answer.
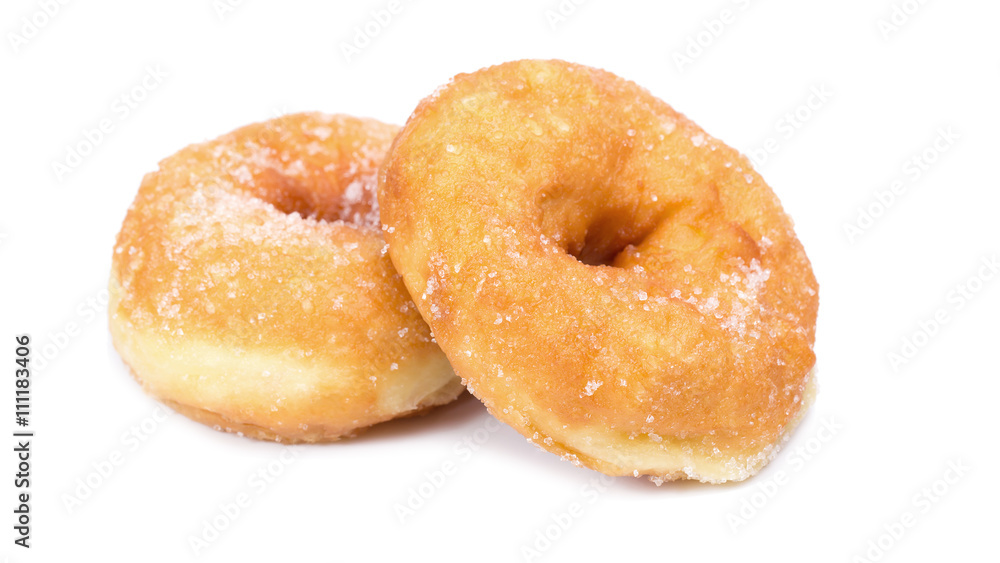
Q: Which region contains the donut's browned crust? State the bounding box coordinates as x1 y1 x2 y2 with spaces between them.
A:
110 113 464 443
379 61 819 482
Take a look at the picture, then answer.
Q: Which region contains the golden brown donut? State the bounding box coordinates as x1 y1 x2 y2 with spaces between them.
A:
379 60 819 482
109 112 464 443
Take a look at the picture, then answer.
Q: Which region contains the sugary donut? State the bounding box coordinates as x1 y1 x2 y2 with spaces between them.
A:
109 113 464 443
379 60 819 482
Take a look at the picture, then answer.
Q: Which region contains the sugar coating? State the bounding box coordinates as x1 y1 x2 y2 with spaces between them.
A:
380 60 819 482
109 113 463 442
581 380 603 397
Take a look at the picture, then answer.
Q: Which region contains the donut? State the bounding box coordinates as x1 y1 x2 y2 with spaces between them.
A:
109 112 464 443
378 60 819 483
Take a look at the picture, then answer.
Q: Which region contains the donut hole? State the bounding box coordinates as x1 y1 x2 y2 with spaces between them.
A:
543 191 670 268
244 167 379 227
535 163 673 269
570 214 660 267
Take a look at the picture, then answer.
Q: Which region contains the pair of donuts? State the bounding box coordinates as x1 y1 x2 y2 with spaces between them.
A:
110 60 818 482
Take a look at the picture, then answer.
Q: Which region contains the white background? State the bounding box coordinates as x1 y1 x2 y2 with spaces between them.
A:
2 0 998 561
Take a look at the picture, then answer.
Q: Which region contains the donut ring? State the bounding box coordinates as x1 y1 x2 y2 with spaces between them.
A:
379 60 819 482
110 113 464 443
